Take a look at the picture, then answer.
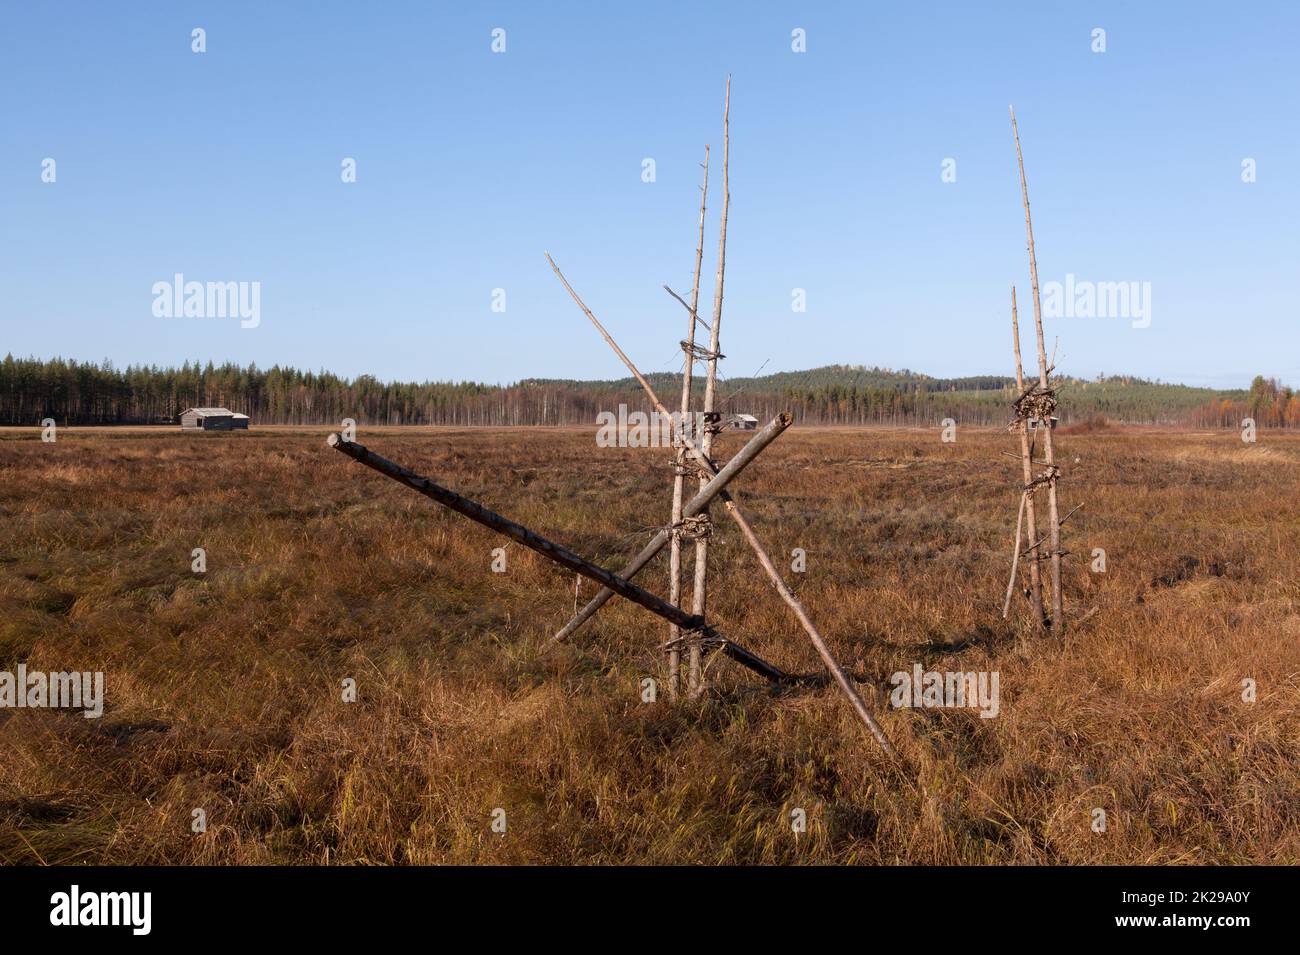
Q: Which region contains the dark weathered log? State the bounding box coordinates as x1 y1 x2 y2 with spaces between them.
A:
326 433 795 685
545 256 899 760
548 411 792 647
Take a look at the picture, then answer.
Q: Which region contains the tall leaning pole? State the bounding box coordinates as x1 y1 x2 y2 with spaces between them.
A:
666 145 710 701
688 76 731 699
1004 285 1047 631
1010 106 1064 632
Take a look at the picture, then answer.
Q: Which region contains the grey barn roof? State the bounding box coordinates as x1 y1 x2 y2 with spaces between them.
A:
182 407 248 418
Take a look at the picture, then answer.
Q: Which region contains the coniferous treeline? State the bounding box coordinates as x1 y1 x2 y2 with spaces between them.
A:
4 355 1289 429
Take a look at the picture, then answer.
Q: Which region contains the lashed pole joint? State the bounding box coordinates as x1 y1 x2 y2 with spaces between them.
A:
545 253 900 760
549 411 792 646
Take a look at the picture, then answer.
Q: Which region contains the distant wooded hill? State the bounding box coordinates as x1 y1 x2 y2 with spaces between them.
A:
4 355 1294 429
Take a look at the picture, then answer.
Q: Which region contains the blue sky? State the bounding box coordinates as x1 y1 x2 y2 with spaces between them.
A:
2 1 1296 388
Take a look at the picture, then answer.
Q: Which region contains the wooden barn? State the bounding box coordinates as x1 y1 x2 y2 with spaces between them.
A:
179 407 250 430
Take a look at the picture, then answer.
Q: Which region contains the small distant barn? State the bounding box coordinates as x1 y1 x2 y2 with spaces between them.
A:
727 414 759 431
179 407 249 431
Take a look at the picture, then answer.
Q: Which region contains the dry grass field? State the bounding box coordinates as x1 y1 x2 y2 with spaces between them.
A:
1 424 1297 865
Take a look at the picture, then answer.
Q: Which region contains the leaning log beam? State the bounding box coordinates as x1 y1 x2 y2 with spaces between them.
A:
548 411 792 648
326 433 795 685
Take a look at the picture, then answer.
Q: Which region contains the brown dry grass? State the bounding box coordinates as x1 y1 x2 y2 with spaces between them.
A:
1 425 1297 865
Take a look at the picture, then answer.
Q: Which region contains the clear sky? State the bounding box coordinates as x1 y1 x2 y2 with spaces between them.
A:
2 1 1296 389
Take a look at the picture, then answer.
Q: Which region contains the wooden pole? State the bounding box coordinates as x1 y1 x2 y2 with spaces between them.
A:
690 77 731 699
545 254 899 759
1011 106 1064 633
667 144 710 701
1009 285 1046 629
326 433 794 684
1001 490 1026 619
549 411 792 647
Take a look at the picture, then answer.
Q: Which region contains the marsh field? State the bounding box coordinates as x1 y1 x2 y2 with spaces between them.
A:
1 424 1297 865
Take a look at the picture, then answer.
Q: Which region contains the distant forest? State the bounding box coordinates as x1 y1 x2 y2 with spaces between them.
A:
3 355 1296 429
